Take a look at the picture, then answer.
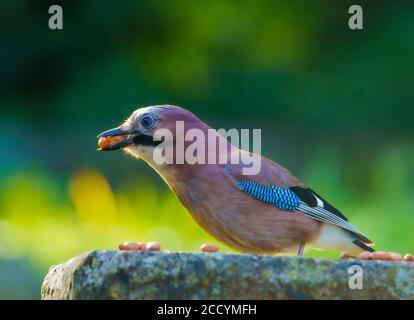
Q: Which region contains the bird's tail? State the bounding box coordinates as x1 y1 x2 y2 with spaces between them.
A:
311 224 373 255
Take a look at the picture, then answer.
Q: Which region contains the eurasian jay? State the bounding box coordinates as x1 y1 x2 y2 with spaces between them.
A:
98 105 413 261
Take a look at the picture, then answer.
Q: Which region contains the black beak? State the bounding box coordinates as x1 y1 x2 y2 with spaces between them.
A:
97 126 141 151
97 127 139 138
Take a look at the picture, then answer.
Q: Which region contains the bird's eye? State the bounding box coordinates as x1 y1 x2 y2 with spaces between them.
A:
140 115 155 129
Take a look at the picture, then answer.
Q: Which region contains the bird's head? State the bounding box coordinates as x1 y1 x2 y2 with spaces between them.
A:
97 105 207 164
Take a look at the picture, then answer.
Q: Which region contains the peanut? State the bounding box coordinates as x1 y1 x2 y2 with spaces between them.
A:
389 252 403 261
119 241 146 251
98 137 110 149
403 254 414 262
200 243 219 253
146 241 161 251
357 251 373 260
98 136 125 149
372 251 390 260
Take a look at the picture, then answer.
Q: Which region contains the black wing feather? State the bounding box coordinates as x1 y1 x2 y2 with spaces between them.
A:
289 186 348 221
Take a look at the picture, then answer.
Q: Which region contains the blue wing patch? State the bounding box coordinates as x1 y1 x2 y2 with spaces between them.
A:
238 180 300 211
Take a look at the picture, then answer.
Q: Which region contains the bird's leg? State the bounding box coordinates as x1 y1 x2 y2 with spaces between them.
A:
341 251 414 262
297 242 305 256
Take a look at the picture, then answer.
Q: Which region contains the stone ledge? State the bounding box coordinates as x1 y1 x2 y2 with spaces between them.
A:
41 251 414 299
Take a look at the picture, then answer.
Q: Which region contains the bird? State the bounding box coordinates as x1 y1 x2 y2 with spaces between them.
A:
97 105 412 261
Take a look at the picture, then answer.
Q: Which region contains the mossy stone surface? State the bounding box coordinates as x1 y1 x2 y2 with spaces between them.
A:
41 251 414 300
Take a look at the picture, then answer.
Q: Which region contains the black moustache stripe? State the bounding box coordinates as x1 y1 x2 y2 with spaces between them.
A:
133 134 163 147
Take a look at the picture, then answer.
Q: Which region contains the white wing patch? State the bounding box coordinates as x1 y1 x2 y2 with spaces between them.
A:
315 196 324 207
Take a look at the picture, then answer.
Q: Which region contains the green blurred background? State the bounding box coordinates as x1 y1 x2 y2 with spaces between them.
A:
1 0 414 299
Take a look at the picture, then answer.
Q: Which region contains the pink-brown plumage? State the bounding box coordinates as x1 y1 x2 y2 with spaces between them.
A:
99 105 374 256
